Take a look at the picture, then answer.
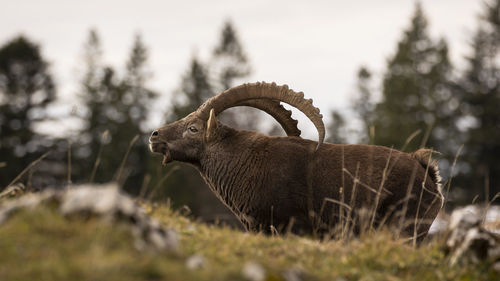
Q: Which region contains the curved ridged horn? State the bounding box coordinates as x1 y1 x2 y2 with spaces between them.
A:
232 99 301 137
196 82 325 148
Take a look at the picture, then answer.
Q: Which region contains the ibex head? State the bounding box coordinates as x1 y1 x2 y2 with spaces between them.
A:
149 82 325 166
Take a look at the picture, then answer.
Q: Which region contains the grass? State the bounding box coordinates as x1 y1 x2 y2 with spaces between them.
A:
0 199 497 281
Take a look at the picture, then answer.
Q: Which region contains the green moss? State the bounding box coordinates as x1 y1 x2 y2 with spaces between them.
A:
0 202 496 281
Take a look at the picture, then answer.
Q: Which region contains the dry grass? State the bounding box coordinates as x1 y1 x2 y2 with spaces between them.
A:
0 198 496 281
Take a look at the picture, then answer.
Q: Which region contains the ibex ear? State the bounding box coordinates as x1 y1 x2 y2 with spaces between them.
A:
205 108 218 142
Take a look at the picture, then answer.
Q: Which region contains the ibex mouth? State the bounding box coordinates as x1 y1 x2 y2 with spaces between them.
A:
149 142 172 166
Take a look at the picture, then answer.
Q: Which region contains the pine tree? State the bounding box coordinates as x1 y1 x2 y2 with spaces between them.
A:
118 34 158 194
167 57 214 122
82 64 127 184
211 20 251 91
124 34 157 131
210 20 257 130
0 36 56 188
326 110 347 144
351 66 375 143
457 0 500 202
373 3 454 154
78 30 157 194
77 29 104 162
76 30 110 184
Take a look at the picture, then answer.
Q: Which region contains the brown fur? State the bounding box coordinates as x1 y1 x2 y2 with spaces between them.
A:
150 115 443 241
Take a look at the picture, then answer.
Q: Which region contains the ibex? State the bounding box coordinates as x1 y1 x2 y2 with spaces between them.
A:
150 82 443 241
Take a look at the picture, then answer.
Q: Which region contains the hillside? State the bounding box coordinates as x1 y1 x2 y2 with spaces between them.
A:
0 188 496 281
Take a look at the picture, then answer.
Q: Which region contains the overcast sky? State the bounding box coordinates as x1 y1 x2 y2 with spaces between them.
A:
0 0 484 138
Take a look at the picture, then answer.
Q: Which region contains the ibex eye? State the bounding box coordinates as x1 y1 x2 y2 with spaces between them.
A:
188 126 198 133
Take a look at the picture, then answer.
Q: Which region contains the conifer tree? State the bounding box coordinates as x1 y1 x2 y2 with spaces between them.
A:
124 34 157 131
210 20 257 130
457 0 500 202
118 34 158 193
78 29 104 161
0 36 56 188
211 20 251 92
78 30 157 193
77 30 115 184
373 3 454 154
168 57 213 122
326 110 347 144
351 66 375 143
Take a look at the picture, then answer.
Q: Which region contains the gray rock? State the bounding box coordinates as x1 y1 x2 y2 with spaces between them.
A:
430 205 500 235
283 268 306 281
444 208 500 268
0 189 57 224
242 261 265 281
186 224 197 232
0 183 179 252
186 254 205 270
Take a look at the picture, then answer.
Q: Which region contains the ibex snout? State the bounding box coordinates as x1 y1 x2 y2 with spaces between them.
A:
149 128 172 165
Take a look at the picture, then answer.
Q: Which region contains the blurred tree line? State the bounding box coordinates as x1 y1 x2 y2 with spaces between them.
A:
1 1 499 222
337 1 500 206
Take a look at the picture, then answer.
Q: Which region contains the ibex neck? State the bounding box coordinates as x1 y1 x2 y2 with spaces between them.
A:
199 132 265 216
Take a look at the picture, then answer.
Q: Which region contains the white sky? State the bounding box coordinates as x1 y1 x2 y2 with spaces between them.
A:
0 0 484 138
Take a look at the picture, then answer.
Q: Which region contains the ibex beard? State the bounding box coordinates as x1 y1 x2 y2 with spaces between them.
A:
149 142 171 165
